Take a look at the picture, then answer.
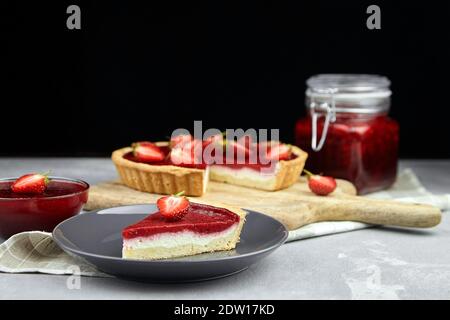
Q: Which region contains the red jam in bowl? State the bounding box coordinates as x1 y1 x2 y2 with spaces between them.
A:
295 113 399 194
0 177 89 238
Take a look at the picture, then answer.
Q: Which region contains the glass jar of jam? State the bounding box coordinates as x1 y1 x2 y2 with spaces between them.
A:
295 74 399 194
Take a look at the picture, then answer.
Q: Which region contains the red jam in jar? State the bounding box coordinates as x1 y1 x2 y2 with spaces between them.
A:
295 74 399 194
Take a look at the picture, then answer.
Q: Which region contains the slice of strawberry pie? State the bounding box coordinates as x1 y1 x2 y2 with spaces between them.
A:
122 193 247 260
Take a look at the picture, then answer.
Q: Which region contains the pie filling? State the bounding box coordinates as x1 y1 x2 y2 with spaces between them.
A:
123 225 239 250
123 148 207 170
123 149 297 173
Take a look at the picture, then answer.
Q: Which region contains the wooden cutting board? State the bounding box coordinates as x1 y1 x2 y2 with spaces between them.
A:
86 178 441 231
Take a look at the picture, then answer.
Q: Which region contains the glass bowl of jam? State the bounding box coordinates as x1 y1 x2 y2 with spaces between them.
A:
0 177 89 239
295 74 399 194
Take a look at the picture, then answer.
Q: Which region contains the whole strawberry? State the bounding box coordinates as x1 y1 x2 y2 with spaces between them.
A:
156 191 190 221
11 172 51 194
303 169 337 196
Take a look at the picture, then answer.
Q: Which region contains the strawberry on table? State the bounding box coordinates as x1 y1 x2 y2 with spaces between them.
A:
132 142 165 162
303 169 337 196
156 191 190 221
11 172 51 194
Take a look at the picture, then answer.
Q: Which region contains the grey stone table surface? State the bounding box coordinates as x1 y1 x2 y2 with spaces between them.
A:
0 158 449 300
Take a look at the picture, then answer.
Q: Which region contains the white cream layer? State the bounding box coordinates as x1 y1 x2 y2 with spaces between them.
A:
210 162 280 181
203 166 210 193
123 223 238 250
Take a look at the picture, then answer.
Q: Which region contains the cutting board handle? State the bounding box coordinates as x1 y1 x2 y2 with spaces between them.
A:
316 197 442 228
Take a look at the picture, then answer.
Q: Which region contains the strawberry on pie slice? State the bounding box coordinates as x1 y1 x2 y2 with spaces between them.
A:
122 195 247 260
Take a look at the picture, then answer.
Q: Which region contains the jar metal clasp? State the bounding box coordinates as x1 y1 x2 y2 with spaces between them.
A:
309 88 337 152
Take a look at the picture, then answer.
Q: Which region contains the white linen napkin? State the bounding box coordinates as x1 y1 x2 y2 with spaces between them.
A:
0 169 448 277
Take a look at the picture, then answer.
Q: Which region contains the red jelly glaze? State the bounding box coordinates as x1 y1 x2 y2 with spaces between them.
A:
124 145 297 172
214 152 297 171
0 179 89 238
123 147 207 170
295 114 399 194
122 202 240 239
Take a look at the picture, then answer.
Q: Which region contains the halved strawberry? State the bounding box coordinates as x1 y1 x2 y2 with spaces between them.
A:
156 191 190 221
171 138 204 164
226 140 250 157
257 140 280 150
191 138 204 151
304 169 337 196
170 134 193 148
237 135 254 150
202 133 223 148
11 172 51 194
132 142 165 162
170 147 195 165
264 143 292 161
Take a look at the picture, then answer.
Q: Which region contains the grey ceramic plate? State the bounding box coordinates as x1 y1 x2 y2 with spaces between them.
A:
53 204 288 282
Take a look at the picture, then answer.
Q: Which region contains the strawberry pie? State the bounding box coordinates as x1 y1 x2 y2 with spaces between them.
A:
112 134 307 196
122 194 246 260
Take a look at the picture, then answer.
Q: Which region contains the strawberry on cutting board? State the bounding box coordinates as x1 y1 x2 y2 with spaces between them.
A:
132 142 165 162
11 172 51 194
156 191 190 221
303 169 337 196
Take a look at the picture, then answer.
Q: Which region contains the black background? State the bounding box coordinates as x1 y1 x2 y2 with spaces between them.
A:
2 1 449 157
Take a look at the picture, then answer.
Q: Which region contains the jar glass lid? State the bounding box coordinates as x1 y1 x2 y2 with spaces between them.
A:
306 74 392 113
305 74 392 151
307 74 390 94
